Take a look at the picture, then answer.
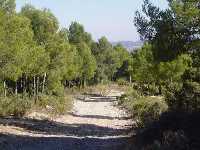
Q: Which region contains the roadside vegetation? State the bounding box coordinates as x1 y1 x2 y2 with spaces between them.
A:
0 0 131 117
118 0 200 149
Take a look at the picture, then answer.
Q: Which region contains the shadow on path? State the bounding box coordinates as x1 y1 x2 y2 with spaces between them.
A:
0 133 133 150
0 118 131 137
76 97 117 103
69 113 132 121
0 117 133 150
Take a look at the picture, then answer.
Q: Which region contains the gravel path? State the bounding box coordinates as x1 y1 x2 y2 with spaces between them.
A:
0 90 134 150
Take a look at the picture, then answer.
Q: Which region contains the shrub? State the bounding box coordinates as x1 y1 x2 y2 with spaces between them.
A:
165 81 200 112
131 97 168 127
119 95 168 127
0 96 32 117
117 78 130 86
132 83 160 96
36 94 72 115
0 92 73 117
119 90 168 127
118 88 141 106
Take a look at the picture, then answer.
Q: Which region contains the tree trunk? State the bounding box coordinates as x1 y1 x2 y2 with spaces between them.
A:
82 79 85 88
22 77 25 98
24 75 27 94
4 80 6 97
42 73 46 93
84 79 86 88
78 79 81 89
15 81 18 95
80 79 83 88
21 78 23 89
33 76 36 98
129 75 132 84
36 76 39 96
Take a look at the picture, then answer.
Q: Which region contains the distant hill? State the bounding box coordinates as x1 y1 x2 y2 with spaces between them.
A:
112 41 143 52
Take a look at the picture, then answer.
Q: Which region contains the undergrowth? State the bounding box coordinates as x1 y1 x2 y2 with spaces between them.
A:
0 92 73 117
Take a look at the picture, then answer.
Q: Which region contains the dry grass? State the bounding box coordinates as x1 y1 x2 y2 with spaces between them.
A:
81 83 131 96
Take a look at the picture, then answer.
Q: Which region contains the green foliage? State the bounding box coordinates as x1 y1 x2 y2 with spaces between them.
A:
36 94 72 115
132 97 168 127
0 4 81 117
157 54 192 83
92 37 130 83
47 71 64 96
117 78 130 86
76 42 97 81
129 42 191 96
133 83 160 96
0 0 15 14
0 96 32 117
129 44 155 84
120 92 168 127
0 13 34 81
135 0 187 61
68 22 92 46
132 1 200 148
21 5 59 44
134 0 199 112
165 81 200 112
118 88 141 105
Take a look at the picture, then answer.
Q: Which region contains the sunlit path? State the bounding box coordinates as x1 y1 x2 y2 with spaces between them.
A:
0 90 134 150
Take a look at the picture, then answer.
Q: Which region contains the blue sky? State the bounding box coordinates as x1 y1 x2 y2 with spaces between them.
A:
16 0 168 42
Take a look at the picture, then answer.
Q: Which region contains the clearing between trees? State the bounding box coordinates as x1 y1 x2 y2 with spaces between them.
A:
0 89 134 150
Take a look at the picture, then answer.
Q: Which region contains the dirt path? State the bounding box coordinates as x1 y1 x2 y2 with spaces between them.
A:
0 90 134 150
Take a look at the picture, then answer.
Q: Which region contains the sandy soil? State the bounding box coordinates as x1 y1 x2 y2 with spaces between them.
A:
0 90 134 150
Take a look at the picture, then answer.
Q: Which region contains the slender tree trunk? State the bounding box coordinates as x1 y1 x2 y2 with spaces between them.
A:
33 76 36 98
42 73 46 93
129 75 132 84
80 79 83 88
78 79 81 89
21 77 24 98
15 81 18 95
22 76 25 96
36 76 39 96
21 78 23 89
4 80 6 97
84 79 86 88
36 76 40 101
24 75 27 94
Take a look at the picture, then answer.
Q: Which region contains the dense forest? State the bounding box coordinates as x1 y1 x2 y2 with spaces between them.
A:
0 0 131 115
0 0 200 149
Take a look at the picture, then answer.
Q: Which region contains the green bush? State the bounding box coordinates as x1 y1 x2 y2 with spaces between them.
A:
165 81 200 112
131 97 168 127
132 83 160 96
118 88 141 105
119 90 168 127
36 94 72 115
117 78 130 86
0 96 32 117
0 92 73 117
